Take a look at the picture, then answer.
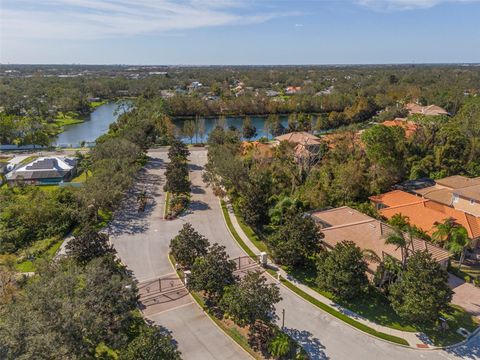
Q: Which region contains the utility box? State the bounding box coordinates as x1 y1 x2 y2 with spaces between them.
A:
184 270 191 286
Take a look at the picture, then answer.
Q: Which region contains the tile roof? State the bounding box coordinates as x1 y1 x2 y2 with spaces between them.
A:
414 187 454 206
405 103 448 116
369 190 423 207
454 185 480 203
274 131 321 145
435 175 480 190
312 206 450 272
375 191 480 239
311 206 372 227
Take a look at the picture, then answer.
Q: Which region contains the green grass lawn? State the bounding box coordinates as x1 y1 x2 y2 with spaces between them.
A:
231 203 269 254
89 100 108 109
285 262 417 332
424 305 479 346
280 277 410 346
38 184 60 192
220 200 257 259
220 200 479 346
14 237 64 273
97 209 113 228
286 262 479 345
54 111 84 127
71 170 90 183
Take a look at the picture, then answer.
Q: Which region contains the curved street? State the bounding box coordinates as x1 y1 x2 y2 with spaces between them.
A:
110 148 480 360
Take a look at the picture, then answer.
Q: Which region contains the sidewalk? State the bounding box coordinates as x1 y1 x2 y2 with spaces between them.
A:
223 200 434 349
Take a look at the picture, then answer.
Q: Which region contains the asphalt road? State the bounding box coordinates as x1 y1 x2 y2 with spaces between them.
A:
111 148 479 360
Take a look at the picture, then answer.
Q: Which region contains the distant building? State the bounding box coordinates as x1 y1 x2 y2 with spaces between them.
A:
405 103 448 116
266 90 280 97
188 81 203 90
285 86 302 95
160 90 175 99
6 157 77 186
274 131 322 161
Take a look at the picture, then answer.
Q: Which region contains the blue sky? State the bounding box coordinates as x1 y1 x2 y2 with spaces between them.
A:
1 0 479 64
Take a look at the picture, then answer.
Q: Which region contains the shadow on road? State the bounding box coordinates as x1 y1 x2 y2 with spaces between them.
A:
283 328 329 360
188 163 203 171
191 185 206 194
182 200 210 215
108 167 162 237
444 334 480 360
146 157 166 170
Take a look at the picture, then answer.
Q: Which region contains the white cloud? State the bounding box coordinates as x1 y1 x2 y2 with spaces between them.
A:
357 0 479 11
0 0 285 40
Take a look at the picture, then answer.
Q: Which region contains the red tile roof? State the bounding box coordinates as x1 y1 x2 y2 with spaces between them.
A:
371 190 480 239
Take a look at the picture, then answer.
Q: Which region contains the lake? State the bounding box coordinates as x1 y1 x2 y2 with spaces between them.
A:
54 102 130 147
54 102 320 147
174 115 302 143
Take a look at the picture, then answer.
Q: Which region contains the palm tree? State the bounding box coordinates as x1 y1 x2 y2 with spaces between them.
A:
432 218 456 248
76 151 92 179
446 226 470 269
385 229 411 269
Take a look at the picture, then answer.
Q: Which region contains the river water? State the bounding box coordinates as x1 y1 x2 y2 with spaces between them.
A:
54 102 130 147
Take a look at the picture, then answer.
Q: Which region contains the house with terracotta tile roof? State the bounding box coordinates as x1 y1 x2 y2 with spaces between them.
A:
380 118 419 138
285 86 302 95
274 131 322 161
405 103 448 116
274 131 321 146
310 206 450 273
413 175 480 217
369 189 480 248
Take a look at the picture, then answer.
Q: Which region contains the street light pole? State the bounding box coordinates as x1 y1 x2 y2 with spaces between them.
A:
282 308 285 330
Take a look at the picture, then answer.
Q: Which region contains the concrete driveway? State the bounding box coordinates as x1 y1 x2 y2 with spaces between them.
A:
449 273 480 319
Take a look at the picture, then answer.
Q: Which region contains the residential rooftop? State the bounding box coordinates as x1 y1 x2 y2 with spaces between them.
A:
370 190 480 239
311 206 450 272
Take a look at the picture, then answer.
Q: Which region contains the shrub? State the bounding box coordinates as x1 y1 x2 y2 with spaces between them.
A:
168 194 190 218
